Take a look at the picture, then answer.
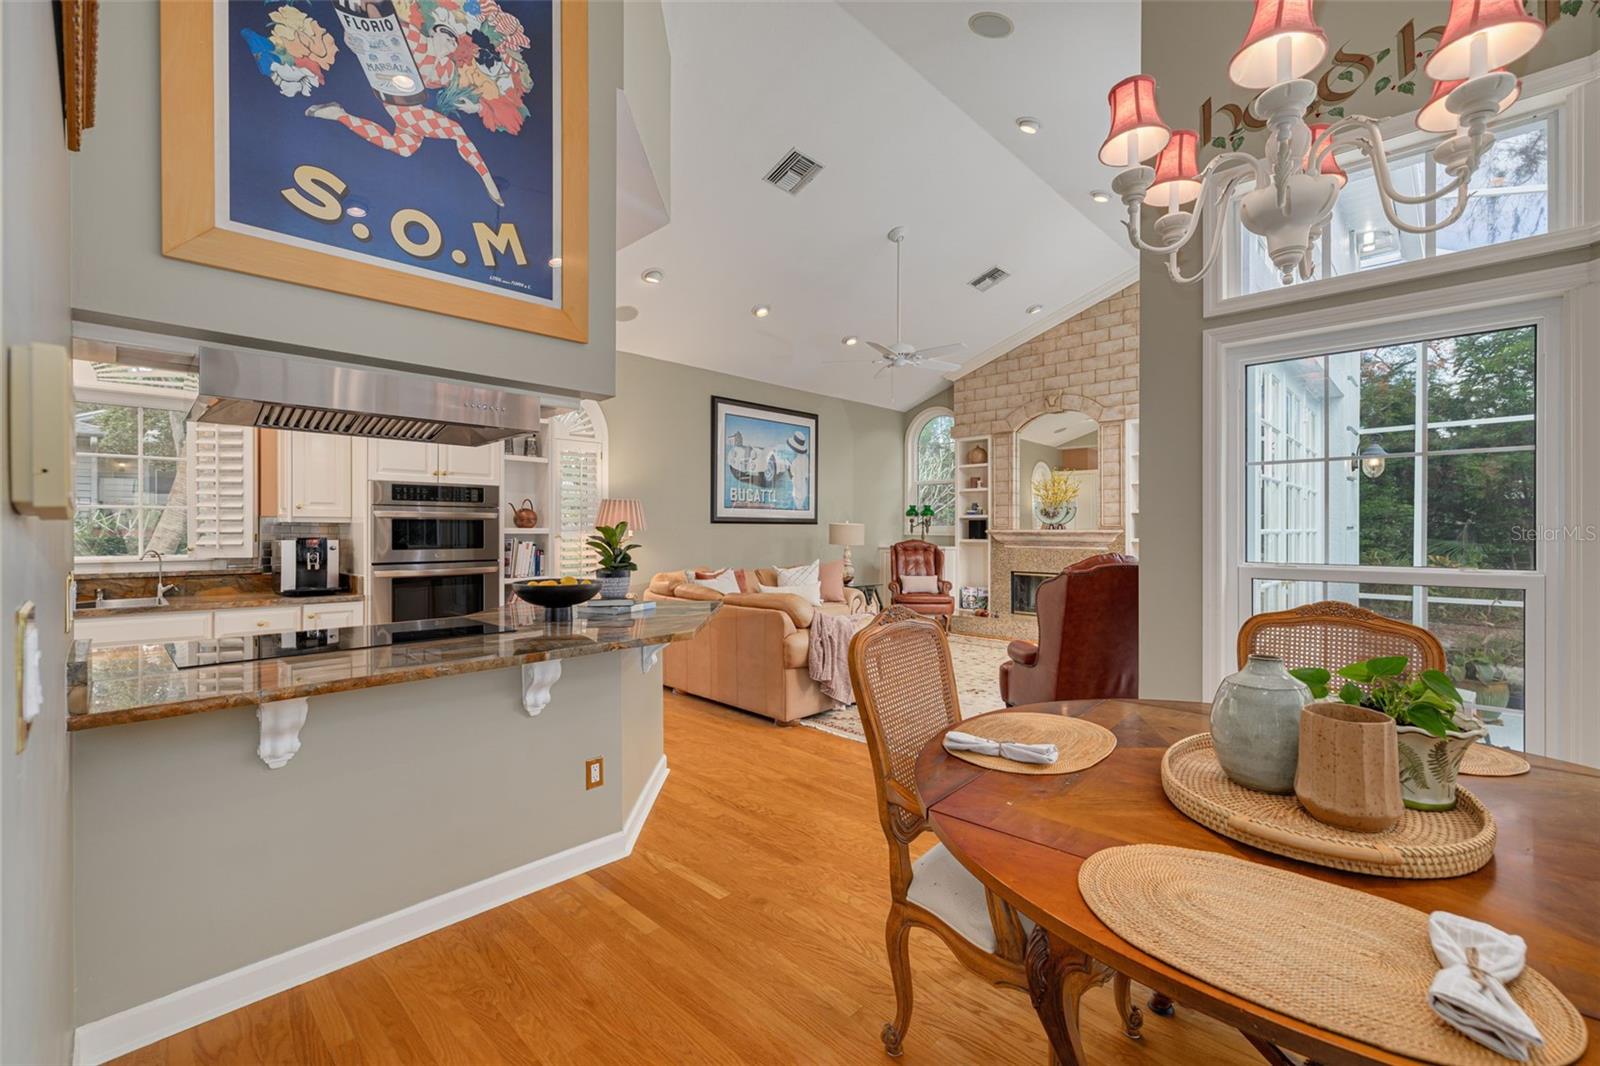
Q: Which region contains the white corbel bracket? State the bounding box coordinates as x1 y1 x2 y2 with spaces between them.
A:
521 660 563 716
257 698 309 769
639 643 666 674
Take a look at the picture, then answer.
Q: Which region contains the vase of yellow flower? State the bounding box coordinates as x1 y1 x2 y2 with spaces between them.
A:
1031 469 1081 529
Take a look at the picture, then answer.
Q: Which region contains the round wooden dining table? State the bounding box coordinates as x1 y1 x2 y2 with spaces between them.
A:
913 698 1600 1066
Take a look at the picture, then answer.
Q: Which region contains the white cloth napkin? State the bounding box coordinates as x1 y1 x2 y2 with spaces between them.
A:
943 730 1058 765
1427 911 1544 1061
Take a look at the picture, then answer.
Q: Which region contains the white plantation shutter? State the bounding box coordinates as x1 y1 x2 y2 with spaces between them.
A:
556 440 603 576
187 423 257 558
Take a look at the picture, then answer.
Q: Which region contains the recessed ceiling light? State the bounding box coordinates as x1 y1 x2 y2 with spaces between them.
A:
1015 117 1041 135
752 305 771 319
1089 190 1112 204
842 336 858 346
548 256 563 268
968 11 1013 39
641 268 664 284
1026 304 1044 315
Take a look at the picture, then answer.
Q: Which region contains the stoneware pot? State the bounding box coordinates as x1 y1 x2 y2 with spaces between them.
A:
1294 702 1402 832
1395 722 1488 811
966 443 988 465
595 569 632 600
1210 655 1309 794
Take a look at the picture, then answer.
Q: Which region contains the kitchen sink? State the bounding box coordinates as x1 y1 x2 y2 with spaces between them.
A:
84 597 166 611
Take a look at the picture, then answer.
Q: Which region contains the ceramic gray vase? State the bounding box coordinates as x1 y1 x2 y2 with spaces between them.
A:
595 570 632 600
1210 655 1311 794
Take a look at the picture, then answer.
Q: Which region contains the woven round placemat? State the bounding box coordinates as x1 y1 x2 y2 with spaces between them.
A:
1078 845 1587 1066
1460 743 1531 777
1162 733 1495 879
944 712 1116 775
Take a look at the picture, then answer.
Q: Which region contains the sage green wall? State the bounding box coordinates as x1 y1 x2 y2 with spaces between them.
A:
69 0 621 398
602 353 936 584
0 2 76 1060
1137 2 1599 700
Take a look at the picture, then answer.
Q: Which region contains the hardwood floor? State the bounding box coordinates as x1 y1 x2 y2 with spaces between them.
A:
114 692 1262 1065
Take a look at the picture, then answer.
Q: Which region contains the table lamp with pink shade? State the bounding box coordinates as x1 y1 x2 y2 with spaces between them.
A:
594 498 647 535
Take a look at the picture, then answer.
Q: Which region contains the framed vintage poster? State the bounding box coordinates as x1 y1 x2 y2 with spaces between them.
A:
710 397 818 525
160 0 587 340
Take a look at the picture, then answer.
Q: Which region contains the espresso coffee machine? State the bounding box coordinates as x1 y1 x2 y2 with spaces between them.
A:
278 537 343 595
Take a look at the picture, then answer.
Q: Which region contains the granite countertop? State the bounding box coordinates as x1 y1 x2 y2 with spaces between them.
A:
67 602 716 731
74 588 365 618
73 570 363 618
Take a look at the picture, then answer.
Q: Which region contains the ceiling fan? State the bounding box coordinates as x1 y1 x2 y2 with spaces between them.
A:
831 227 965 383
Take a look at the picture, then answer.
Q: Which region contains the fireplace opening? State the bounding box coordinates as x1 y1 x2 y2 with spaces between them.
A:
1010 571 1053 616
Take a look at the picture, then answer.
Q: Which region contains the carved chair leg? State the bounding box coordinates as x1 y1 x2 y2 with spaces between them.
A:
1148 991 1176 1017
1112 973 1144 1041
1025 926 1100 1066
883 912 914 1057
1243 1033 1308 1065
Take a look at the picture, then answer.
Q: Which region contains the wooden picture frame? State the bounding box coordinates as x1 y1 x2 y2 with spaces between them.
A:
57 0 100 151
159 0 588 341
710 396 818 525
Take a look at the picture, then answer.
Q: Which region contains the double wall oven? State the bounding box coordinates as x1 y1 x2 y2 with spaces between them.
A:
369 481 500 623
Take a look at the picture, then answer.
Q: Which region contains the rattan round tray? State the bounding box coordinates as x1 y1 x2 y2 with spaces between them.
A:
1078 845 1587 1066
944 712 1116 775
1460 742 1531 777
1161 733 1496 879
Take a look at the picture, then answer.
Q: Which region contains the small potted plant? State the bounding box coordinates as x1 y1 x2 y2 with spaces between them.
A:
586 521 640 600
1291 656 1487 811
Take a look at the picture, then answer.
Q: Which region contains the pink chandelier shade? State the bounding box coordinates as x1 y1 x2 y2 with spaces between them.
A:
1227 0 1329 90
1145 130 1202 208
1416 71 1521 133
1098 75 1172 167
1305 124 1347 188
594 498 647 535
1426 0 1545 81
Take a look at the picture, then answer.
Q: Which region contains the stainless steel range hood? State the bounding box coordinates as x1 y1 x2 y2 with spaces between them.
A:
189 345 545 446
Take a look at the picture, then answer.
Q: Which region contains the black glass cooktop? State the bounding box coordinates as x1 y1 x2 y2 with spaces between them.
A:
164 617 515 668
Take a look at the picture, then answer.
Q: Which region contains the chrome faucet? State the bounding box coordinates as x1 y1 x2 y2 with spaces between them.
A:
142 550 178 606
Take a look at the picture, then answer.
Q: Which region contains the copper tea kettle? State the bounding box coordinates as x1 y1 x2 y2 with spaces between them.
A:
508 498 539 528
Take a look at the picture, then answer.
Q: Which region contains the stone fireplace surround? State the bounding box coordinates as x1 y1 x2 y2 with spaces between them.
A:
955 529 1125 641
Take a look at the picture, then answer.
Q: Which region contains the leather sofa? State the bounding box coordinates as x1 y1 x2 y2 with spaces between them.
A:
888 539 954 621
644 562 868 723
1000 553 1138 707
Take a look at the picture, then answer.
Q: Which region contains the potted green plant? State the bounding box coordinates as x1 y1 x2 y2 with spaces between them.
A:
586 521 640 600
1290 656 1487 811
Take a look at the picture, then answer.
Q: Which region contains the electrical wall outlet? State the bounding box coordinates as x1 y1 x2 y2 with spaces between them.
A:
584 756 604 790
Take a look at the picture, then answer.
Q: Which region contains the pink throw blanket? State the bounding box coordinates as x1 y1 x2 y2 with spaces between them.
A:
809 611 873 708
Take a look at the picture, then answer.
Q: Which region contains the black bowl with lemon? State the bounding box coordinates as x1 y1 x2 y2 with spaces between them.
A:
510 576 601 621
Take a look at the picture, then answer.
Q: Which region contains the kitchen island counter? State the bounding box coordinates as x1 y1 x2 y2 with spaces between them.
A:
68 602 716 730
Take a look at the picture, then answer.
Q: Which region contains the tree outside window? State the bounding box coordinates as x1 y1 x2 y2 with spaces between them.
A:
74 401 189 559
909 412 955 532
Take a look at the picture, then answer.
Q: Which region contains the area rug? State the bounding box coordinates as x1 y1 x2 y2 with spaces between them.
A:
797 633 1011 743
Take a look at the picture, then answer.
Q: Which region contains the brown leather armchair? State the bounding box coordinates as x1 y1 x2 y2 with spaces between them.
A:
1000 553 1138 707
888 539 954 622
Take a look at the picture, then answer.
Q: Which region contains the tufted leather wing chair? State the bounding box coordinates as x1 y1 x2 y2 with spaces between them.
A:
888 540 954 622
1000 553 1138 707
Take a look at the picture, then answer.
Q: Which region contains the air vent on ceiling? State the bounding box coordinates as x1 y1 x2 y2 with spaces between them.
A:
764 148 824 195
968 266 1010 292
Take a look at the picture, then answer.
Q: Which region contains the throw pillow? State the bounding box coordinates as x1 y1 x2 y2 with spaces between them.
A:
901 575 939 594
818 559 846 603
775 559 819 587
691 569 741 594
758 579 822 606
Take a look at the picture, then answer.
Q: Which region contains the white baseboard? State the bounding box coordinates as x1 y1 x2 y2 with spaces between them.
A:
73 755 670 1066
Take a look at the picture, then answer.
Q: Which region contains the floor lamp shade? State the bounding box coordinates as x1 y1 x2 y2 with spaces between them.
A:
595 498 647 534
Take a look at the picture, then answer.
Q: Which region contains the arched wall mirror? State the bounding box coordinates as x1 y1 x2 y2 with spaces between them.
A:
1016 410 1101 530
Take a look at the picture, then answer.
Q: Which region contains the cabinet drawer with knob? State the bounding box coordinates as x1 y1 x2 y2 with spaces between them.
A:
212 605 303 638
301 602 365 630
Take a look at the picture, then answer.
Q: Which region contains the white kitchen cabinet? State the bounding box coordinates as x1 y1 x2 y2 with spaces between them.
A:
300 601 365 630
438 443 499 484
75 611 212 647
213 605 303 637
368 440 500 485
288 433 353 520
368 439 437 481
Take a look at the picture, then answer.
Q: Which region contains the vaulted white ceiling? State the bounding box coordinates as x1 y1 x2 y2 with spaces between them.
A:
615 1 1140 411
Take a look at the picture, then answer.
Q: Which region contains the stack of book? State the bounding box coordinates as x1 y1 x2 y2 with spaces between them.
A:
579 599 655 616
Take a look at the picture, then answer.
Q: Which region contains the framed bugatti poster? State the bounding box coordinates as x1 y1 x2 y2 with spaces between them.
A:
710 397 818 525
160 0 587 340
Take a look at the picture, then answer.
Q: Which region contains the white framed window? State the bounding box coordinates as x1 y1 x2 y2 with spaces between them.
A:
906 407 956 535
551 400 608 576
1204 61 1596 318
1203 264 1595 761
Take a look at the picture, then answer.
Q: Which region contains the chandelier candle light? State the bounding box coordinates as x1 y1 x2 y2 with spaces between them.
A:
1099 0 1544 286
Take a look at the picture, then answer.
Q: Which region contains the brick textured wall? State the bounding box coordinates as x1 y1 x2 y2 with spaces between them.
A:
953 283 1140 532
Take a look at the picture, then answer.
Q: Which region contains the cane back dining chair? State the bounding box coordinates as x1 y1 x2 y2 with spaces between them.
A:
848 606 1138 1058
1238 600 1447 682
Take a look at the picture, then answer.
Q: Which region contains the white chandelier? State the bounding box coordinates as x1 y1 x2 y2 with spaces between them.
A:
1100 0 1546 285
